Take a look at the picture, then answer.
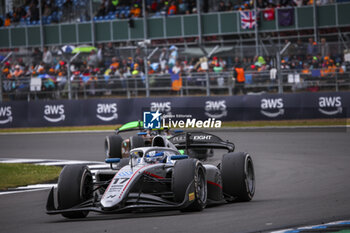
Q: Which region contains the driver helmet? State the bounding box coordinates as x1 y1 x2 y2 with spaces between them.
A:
144 151 166 164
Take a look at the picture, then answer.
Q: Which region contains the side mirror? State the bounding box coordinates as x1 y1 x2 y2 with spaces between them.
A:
170 155 189 160
174 130 184 134
105 158 121 163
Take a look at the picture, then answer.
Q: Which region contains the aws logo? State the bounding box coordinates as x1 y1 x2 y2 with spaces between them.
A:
318 97 342 115
0 106 13 124
96 103 118 121
260 98 284 118
44 105 65 122
205 100 227 118
150 102 172 117
150 102 171 112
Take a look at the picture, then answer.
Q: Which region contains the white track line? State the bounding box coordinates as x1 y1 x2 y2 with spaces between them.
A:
0 130 114 135
0 158 104 165
0 158 53 163
15 184 57 190
0 183 57 195
0 188 53 195
39 161 103 166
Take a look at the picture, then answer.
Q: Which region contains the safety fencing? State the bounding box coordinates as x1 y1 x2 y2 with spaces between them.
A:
0 91 349 128
1 71 350 101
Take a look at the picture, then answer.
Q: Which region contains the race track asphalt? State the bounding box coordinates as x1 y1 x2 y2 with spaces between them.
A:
0 129 350 233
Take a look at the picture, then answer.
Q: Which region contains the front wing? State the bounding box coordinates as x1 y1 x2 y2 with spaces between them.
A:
46 180 194 215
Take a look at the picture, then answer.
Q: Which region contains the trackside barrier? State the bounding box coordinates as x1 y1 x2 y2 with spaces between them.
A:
2 71 350 101
0 92 349 128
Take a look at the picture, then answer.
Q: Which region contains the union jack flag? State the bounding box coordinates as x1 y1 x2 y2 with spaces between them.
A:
240 10 256 29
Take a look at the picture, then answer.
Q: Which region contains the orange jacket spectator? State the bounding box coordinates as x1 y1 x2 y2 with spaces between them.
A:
235 68 245 83
130 6 141 17
13 65 24 77
110 61 119 69
324 64 337 77
168 3 177 15
2 68 11 79
4 17 11 27
338 66 344 74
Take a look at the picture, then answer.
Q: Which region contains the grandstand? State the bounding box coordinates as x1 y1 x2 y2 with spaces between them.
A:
0 0 350 101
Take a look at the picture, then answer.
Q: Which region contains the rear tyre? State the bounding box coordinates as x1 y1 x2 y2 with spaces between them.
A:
57 164 93 218
221 152 255 202
173 159 207 211
130 136 145 149
105 134 123 158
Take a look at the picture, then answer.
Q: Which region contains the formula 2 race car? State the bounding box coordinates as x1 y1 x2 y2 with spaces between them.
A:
46 132 255 218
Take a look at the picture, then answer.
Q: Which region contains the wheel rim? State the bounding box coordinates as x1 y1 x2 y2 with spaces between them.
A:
105 137 110 157
81 171 93 200
196 169 207 203
246 158 255 194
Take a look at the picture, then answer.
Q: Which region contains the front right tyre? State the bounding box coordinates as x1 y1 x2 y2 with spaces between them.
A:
57 164 93 218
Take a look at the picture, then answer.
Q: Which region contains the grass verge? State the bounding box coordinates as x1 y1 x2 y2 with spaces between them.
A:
0 163 62 190
0 119 348 133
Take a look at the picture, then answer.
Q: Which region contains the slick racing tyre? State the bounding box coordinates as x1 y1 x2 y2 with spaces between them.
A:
57 164 93 218
105 134 123 158
173 159 207 211
221 152 255 202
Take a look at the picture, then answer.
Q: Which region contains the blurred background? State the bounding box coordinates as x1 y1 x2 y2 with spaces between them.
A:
0 0 349 100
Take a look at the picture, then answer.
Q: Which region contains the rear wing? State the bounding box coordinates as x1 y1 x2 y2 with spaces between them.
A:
168 132 235 152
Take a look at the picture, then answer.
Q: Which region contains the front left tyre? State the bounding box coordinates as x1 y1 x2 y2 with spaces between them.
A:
57 164 93 219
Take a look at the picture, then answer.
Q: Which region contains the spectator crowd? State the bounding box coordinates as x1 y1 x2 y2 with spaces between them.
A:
1 37 348 99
